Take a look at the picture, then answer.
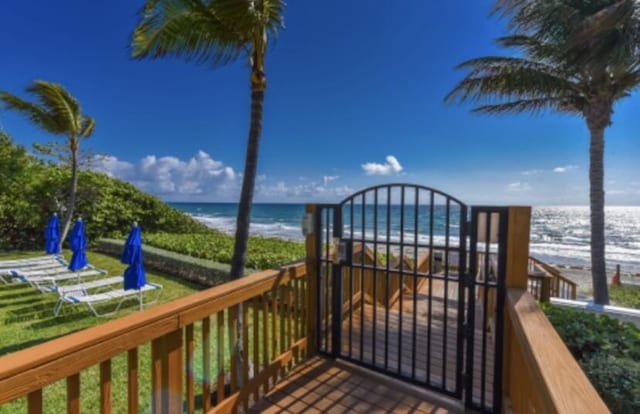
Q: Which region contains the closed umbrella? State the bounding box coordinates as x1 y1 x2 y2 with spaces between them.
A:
122 223 146 310
121 222 141 265
44 213 60 254
68 218 88 271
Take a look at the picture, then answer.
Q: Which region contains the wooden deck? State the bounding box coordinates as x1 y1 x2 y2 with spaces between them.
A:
251 356 462 413
337 277 496 407
252 275 495 412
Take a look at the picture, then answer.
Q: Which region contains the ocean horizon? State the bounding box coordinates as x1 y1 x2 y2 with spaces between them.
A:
170 202 640 274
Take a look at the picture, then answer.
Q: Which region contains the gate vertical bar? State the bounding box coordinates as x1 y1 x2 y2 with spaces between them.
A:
465 206 508 413
492 210 508 414
456 204 468 398
465 208 478 409
304 204 319 357
331 207 343 358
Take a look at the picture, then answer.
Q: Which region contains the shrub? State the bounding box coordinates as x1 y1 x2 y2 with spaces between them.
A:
542 304 640 361
543 304 640 413
144 232 305 270
581 353 640 414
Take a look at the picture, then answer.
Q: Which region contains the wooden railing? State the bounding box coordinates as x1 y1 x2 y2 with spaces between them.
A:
504 208 608 413
0 205 606 414
503 289 608 413
528 256 577 301
0 262 309 413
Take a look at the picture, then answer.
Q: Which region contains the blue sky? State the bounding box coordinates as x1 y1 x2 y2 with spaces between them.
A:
2 0 640 205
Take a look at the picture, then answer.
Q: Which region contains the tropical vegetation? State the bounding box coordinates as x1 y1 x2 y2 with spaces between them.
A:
446 0 640 305
144 232 304 270
0 81 96 249
0 135 207 250
130 0 286 282
543 304 640 413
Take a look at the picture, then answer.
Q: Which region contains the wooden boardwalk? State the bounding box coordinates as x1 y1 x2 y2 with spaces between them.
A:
339 277 496 407
256 276 496 412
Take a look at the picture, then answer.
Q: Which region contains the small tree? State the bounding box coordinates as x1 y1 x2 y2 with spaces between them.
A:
0 81 95 248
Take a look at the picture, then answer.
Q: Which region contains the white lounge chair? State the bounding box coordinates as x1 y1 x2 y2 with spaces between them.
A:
1 261 67 275
52 276 124 315
58 282 163 317
18 268 108 292
0 254 63 269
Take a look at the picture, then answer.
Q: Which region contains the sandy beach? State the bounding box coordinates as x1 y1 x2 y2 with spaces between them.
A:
549 264 640 297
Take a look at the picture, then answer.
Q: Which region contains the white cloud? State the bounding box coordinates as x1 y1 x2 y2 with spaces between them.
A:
362 155 403 175
91 150 236 198
553 165 578 173
507 182 532 192
256 177 354 201
521 169 543 176
323 175 339 186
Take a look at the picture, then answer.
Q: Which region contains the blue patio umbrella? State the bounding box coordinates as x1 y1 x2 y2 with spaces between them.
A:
68 218 88 271
44 213 60 254
122 223 146 291
120 222 141 265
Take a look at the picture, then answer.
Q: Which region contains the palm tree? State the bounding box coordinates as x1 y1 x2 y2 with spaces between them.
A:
0 81 95 249
445 0 640 305
131 0 284 281
131 0 285 384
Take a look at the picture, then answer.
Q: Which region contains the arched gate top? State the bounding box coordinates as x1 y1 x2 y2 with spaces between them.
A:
338 183 467 207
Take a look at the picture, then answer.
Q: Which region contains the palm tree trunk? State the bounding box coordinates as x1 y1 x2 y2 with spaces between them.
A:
229 66 266 388
586 105 610 305
59 144 79 250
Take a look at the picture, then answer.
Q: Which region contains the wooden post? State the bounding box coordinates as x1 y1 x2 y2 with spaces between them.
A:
505 207 532 290
27 389 42 414
127 348 138 414
67 374 80 414
166 329 183 414
151 337 164 413
305 204 318 358
100 359 112 414
502 206 532 409
540 276 551 303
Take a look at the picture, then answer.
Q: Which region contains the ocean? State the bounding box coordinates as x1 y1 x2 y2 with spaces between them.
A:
170 203 640 274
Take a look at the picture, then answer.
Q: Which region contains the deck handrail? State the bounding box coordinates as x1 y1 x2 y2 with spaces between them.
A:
0 262 308 413
504 288 609 413
528 256 577 300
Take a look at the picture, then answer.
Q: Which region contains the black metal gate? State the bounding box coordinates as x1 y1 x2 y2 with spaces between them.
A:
313 184 508 413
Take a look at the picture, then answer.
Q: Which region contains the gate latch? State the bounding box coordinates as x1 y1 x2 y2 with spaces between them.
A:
331 238 351 265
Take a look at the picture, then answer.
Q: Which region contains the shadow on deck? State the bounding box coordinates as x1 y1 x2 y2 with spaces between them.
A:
251 356 462 413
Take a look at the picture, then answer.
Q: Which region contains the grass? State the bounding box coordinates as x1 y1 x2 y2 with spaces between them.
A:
0 250 206 413
0 250 295 413
609 283 640 309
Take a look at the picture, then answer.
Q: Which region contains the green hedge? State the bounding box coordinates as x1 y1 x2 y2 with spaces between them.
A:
143 232 305 271
543 304 640 413
96 239 232 287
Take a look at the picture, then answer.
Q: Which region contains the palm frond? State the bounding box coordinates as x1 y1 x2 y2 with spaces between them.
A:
472 97 581 115
27 81 81 132
132 0 285 67
0 91 62 134
79 116 96 138
570 0 635 47
447 56 579 104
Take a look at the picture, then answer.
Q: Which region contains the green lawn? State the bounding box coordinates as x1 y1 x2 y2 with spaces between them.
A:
0 250 207 413
0 250 289 413
609 283 640 309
